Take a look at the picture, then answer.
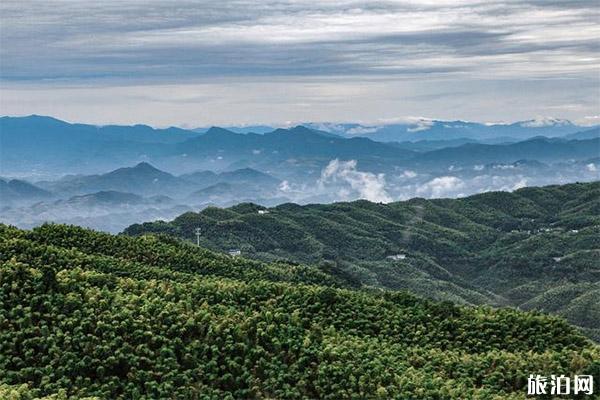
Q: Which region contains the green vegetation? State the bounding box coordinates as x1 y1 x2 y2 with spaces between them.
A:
1 223 598 398
126 182 600 340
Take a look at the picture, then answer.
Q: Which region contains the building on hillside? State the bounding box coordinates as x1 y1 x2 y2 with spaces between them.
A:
387 254 407 261
228 249 241 257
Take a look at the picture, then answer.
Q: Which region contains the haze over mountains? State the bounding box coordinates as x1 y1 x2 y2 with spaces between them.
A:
1 115 599 232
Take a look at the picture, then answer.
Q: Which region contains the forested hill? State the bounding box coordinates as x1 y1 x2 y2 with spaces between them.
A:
1 223 599 399
125 181 600 340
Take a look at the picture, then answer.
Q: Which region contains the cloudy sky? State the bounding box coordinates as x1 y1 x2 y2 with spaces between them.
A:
1 0 598 127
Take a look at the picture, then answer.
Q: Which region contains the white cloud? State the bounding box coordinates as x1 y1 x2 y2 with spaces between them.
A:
510 177 528 190
279 180 291 192
586 163 597 172
579 115 600 126
407 119 435 132
492 164 515 170
416 176 465 198
318 159 392 203
346 126 379 135
520 117 572 127
401 170 418 179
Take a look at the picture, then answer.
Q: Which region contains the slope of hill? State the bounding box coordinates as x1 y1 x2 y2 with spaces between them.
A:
125 182 600 339
1 223 598 398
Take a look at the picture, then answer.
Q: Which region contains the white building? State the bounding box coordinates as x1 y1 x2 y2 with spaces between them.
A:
228 249 241 257
387 254 407 261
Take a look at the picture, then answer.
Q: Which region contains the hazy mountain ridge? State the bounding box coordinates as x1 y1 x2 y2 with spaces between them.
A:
305 118 593 142
0 178 52 206
0 162 286 232
411 137 600 168
2 115 597 176
36 162 188 197
2 115 598 233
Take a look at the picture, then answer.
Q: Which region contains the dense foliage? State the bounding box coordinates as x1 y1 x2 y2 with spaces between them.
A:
1 223 598 399
126 182 600 340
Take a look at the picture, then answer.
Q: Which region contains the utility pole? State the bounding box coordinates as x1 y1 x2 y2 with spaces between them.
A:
195 227 201 246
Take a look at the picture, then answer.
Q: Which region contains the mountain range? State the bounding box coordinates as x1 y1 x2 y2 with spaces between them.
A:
1 115 599 397
2 115 598 177
306 118 596 142
0 178 52 206
198 118 594 142
2 115 599 234
0 162 288 232
125 181 600 340
410 136 600 168
33 162 281 199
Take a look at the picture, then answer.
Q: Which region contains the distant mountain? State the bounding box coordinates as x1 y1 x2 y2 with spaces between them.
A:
179 170 219 187
563 127 600 140
187 176 284 205
34 162 283 201
412 137 600 168
0 115 199 174
55 191 176 209
389 136 527 152
180 167 280 189
389 137 480 151
4 115 594 178
218 168 280 186
272 125 342 139
194 125 277 134
0 178 51 205
189 182 235 199
171 125 416 178
38 162 189 197
64 191 146 206
308 119 593 142
194 125 342 137
1 115 197 145
178 125 414 161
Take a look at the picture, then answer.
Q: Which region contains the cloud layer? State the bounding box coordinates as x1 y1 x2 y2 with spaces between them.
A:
1 1 598 125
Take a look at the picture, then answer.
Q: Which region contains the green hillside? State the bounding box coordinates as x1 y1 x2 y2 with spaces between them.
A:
125 182 600 339
1 223 598 399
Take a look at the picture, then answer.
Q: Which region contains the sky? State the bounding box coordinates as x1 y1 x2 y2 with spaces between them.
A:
1 0 599 127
